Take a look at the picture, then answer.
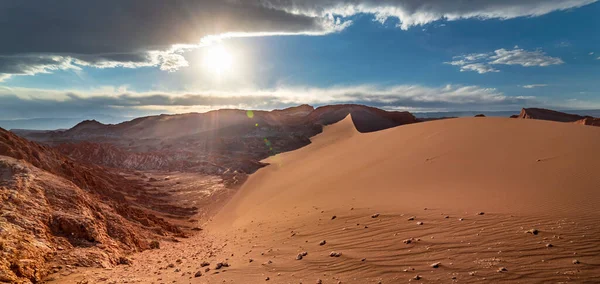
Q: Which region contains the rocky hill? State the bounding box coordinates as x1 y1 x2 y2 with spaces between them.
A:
0 128 185 283
15 105 417 175
517 108 588 122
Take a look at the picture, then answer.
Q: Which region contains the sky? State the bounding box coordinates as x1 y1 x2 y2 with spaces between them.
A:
1 0 600 123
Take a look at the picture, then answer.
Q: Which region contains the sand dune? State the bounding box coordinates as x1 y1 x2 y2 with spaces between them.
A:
53 116 600 283
216 115 600 225
206 115 600 283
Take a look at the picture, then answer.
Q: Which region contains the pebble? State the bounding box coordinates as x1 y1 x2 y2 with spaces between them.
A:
372 213 380 218
526 229 539 235
546 243 553 248
403 239 412 244
331 215 337 220
329 251 342 257
431 262 440 268
477 212 485 215
194 271 202 278
417 222 424 225
413 275 421 280
573 259 580 264
497 267 507 272
319 240 327 246
407 216 415 221
265 276 270 281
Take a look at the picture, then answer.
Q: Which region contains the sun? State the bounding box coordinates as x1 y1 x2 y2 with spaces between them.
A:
203 45 233 75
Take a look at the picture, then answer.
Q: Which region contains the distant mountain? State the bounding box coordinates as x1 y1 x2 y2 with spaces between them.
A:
13 104 418 175
0 116 130 131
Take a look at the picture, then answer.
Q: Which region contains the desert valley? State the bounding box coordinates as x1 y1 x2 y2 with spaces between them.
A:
1 105 600 283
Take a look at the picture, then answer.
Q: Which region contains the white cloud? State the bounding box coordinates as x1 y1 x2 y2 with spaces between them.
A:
266 0 597 30
489 48 564 67
447 47 563 74
522 84 548 89
460 63 500 74
1 84 538 119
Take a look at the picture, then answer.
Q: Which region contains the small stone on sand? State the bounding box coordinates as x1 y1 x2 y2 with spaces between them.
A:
194 271 202 277
526 229 539 235
371 213 380 218
417 221 424 225
431 262 440 268
329 251 342 257
319 240 327 246
331 215 337 220
573 259 580 264
497 267 507 272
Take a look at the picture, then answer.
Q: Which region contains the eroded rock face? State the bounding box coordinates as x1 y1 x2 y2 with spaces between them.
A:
0 128 184 283
517 108 586 123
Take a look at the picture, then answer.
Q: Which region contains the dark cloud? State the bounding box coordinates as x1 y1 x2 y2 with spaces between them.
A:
0 0 595 79
0 0 326 56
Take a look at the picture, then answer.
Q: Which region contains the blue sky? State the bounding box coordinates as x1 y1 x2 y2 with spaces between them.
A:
1 0 599 122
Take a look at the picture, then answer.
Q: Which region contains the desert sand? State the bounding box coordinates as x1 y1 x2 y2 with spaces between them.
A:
53 115 600 283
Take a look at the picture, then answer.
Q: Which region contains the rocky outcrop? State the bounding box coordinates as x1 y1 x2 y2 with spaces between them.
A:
517 108 585 122
516 108 600 127
575 117 600 126
0 128 182 283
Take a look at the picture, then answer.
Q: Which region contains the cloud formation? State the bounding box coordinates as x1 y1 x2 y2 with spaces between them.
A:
447 47 564 74
0 84 538 120
522 84 548 89
0 0 594 80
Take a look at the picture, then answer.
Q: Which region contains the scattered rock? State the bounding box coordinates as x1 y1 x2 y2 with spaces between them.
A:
526 229 539 235
296 253 303 260
444 216 449 219
329 251 342 257
249 259 254 263
200 261 210 267
319 240 327 246
118 257 132 265
573 259 580 264
546 243 553 248
215 263 223 270
407 216 415 221
431 262 440 268
459 218 464 221
149 241 160 249
417 222 423 225
413 275 421 280
194 271 202 277
497 267 507 272
167 263 175 268
477 212 485 215
316 279 323 284
265 276 270 281
371 213 380 218
331 215 337 220
403 239 412 244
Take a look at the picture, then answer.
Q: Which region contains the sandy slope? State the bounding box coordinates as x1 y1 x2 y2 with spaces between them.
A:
54 116 600 283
